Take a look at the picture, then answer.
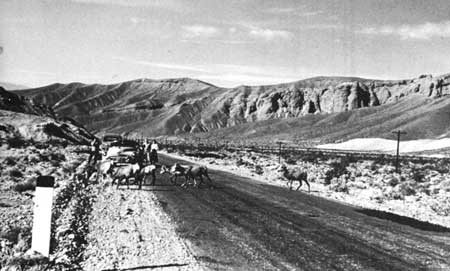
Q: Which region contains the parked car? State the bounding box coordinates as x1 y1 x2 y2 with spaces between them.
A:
105 139 139 163
101 134 122 152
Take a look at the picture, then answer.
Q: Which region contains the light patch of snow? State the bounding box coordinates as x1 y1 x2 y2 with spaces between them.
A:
318 137 450 153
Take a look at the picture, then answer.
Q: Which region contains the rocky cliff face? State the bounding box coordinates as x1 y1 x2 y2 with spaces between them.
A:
14 74 450 137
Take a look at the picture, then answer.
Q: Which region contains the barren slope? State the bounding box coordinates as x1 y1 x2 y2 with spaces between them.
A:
13 74 450 141
0 87 94 144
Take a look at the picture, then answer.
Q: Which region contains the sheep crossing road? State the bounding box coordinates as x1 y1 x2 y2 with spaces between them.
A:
155 155 450 270
86 154 450 270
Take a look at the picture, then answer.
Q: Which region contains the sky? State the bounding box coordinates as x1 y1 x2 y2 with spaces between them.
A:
1 0 450 88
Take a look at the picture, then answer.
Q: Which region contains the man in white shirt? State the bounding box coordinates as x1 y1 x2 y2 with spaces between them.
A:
150 140 159 164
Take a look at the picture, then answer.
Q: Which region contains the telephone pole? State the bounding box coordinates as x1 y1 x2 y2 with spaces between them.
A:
392 130 406 173
277 141 283 164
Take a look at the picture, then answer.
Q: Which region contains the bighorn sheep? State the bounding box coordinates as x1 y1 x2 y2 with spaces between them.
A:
278 164 310 192
139 164 161 188
160 163 191 186
96 160 115 182
186 165 213 188
112 163 141 189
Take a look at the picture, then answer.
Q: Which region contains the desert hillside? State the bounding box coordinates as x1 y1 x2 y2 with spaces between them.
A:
14 74 450 140
0 87 94 145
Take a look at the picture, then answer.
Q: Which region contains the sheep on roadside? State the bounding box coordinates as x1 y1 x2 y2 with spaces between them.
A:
160 163 191 186
186 165 213 188
96 160 115 182
112 163 141 189
278 164 310 192
139 164 161 188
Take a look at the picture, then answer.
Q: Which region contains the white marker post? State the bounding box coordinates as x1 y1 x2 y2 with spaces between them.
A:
31 176 55 257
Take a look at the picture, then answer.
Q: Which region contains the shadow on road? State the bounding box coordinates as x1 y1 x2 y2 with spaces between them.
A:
194 255 233 266
116 186 176 192
101 263 189 271
356 208 450 232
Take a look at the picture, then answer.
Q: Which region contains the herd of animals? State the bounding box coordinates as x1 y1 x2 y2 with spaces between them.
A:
80 140 311 193
95 159 214 190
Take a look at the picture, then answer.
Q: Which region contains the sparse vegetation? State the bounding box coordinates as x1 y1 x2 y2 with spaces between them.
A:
8 168 23 178
6 136 27 148
324 158 351 185
166 143 450 228
0 144 89 269
13 178 36 193
3 156 16 166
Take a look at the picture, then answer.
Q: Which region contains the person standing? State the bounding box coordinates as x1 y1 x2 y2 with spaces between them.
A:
143 139 150 163
88 138 101 165
150 140 159 164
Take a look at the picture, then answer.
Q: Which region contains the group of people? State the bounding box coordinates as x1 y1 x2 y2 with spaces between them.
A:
143 139 159 164
87 137 159 166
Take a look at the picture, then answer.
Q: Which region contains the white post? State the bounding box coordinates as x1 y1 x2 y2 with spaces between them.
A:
31 176 54 257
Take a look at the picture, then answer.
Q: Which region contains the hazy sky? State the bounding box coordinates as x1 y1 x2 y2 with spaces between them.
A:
1 0 450 88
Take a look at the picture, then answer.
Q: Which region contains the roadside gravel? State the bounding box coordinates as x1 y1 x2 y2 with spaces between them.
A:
81 184 200 271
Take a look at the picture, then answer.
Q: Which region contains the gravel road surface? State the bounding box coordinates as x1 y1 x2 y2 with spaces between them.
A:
81 184 200 271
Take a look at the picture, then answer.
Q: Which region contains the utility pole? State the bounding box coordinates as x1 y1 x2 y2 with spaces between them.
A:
392 130 406 173
277 141 283 164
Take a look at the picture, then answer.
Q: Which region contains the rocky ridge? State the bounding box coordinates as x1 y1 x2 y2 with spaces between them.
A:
14 74 450 137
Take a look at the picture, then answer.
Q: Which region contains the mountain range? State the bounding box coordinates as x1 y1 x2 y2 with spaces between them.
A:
13 73 450 142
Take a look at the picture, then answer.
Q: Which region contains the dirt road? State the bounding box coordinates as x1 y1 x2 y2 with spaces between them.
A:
81 184 200 271
151 155 450 270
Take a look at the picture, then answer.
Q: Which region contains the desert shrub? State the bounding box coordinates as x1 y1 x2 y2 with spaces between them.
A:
3 156 16 166
0 227 22 244
364 160 378 171
324 158 351 185
298 152 322 163
386 174 403 187
254 165 264 175
416 184 431 196
2 254 49 271
38 152 49 161
329 177 349 193
34 142 49 149
38 150 63 162
8 168 23 178
430 197 450 216
285 157 297 165
434 160 450 174
439 180 450 192
236 158 244 167
0 225 31 255
61 162 77 174
411 169 426 183
47 138 69 148
50 151 65 161
383 187 401 200
395 181 417 198
6 136 27 148
13 178 36 193
28 153 40 164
